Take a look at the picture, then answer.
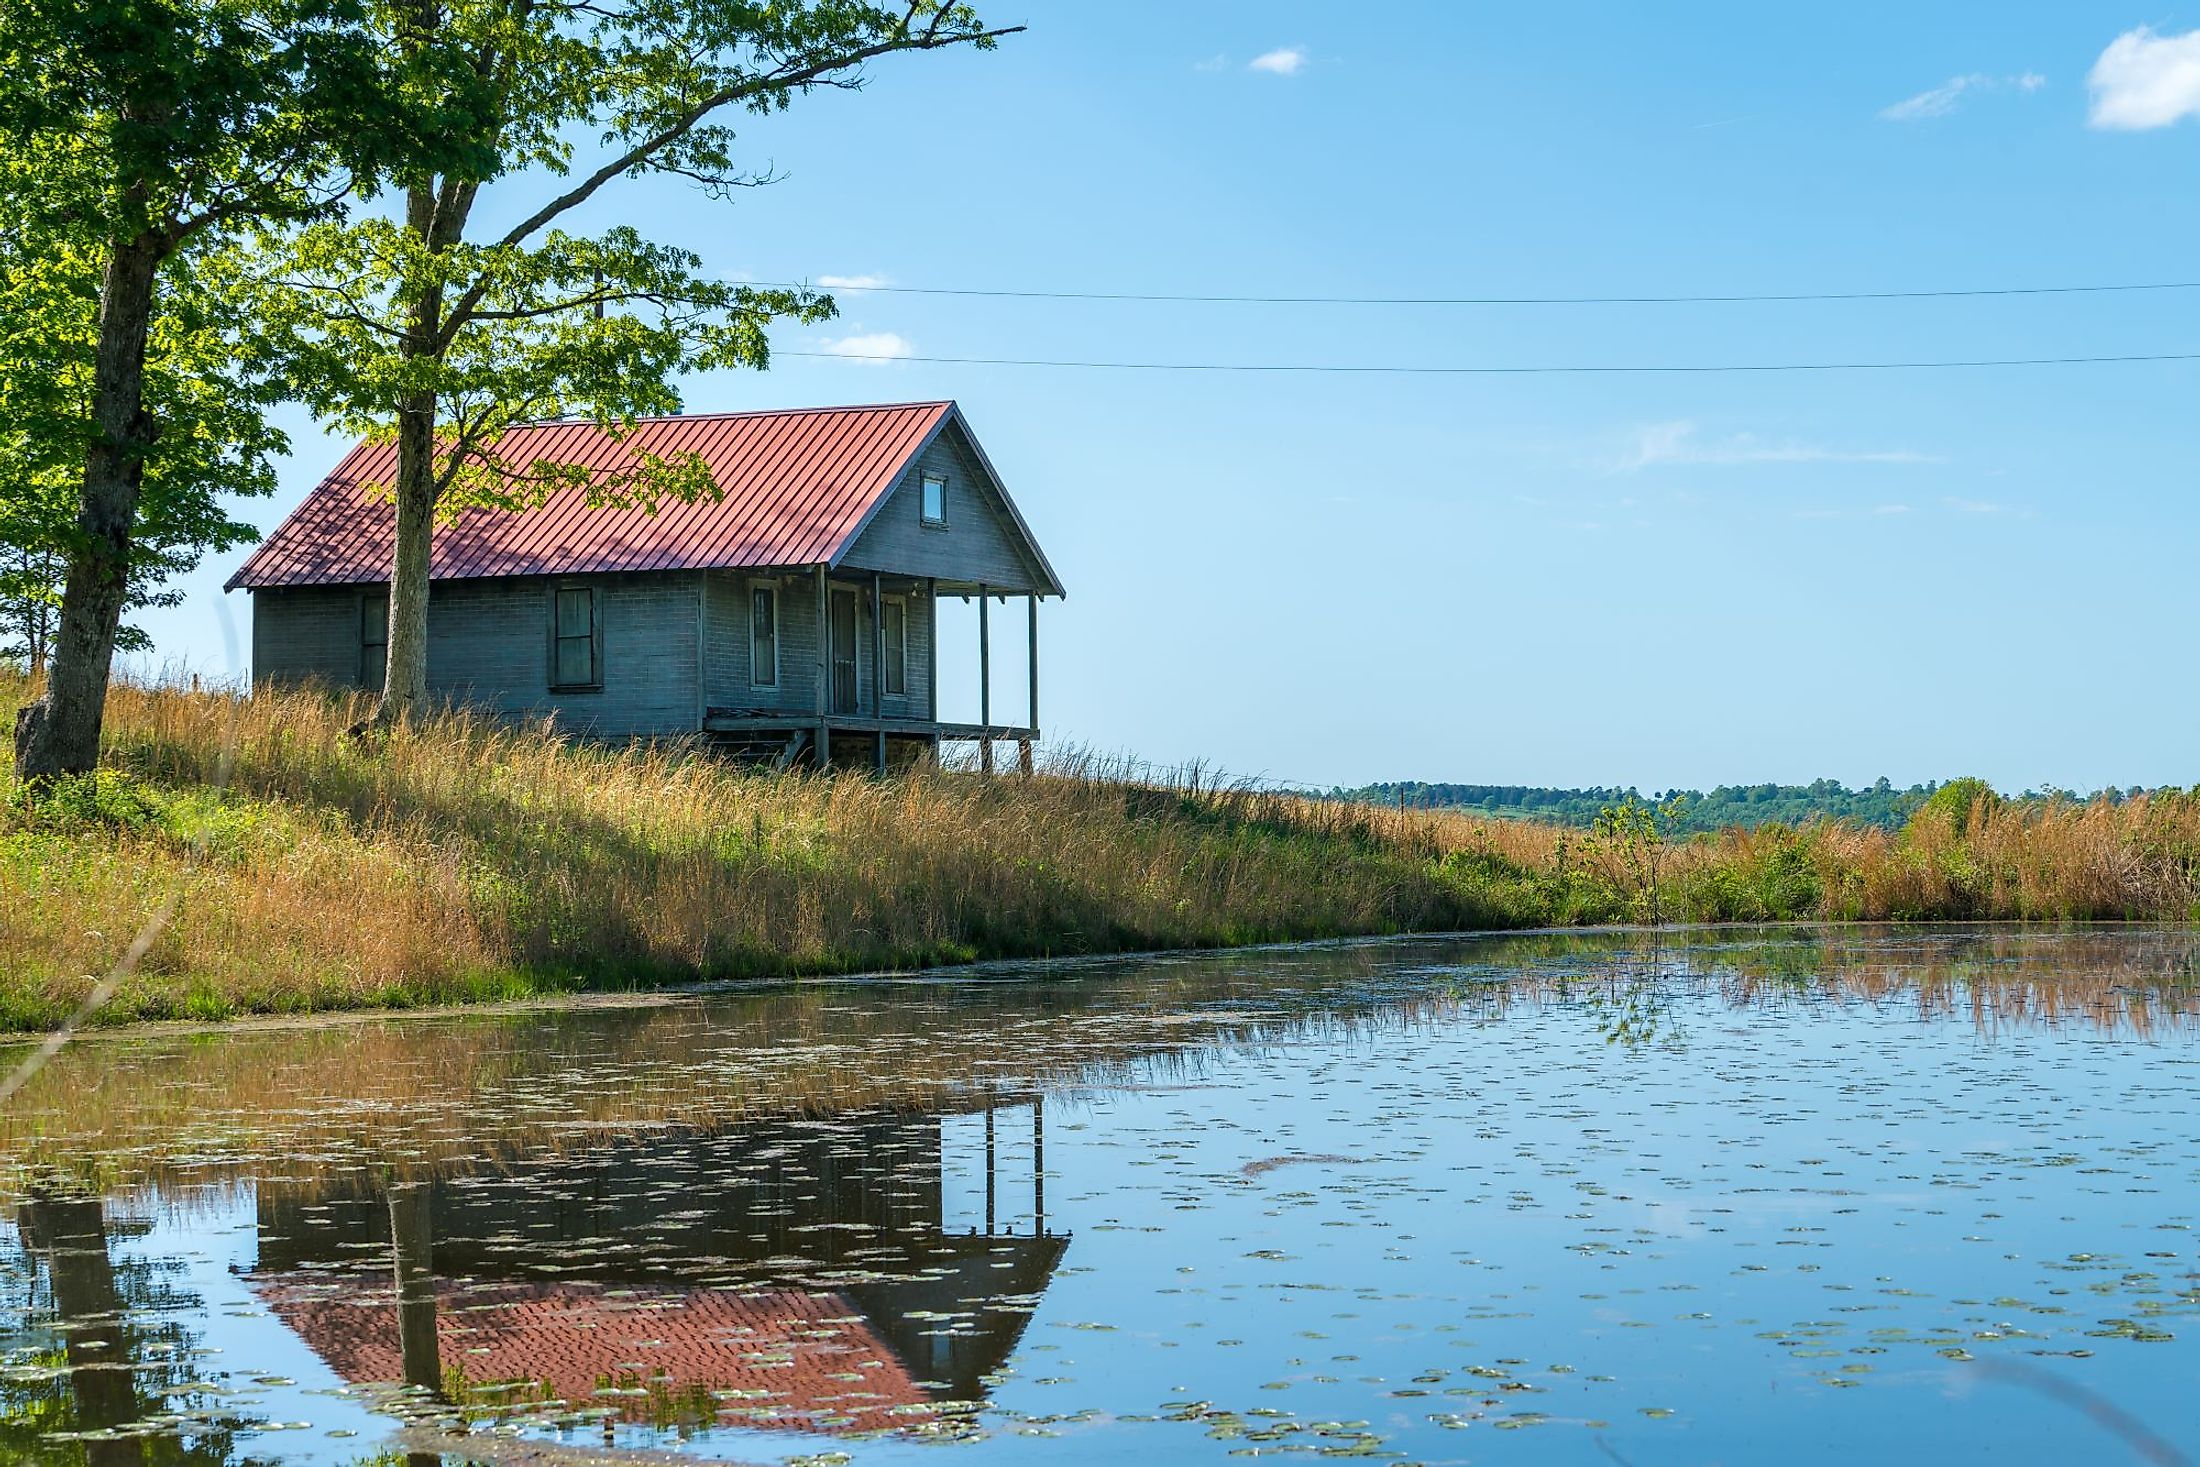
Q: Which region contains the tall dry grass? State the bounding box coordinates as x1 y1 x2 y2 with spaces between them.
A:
3 672 2197 1031
0 674 1488 1027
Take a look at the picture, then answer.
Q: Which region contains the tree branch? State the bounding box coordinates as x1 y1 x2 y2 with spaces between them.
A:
436 21 1024 335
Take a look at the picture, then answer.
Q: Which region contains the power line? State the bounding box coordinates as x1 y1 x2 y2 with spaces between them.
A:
782 347 2200 376
759 277 2200 307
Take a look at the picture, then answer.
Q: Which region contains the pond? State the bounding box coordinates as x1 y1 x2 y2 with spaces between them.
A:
3 927 2199 1465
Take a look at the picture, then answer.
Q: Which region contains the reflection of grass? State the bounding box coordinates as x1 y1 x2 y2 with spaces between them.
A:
5 673 2200 1032
7 928 2197 1207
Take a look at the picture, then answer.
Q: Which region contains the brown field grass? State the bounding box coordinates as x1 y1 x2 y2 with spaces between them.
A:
2 672 2197 1032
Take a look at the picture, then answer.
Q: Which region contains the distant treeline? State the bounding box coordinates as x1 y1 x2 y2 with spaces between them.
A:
1326 778 2168 833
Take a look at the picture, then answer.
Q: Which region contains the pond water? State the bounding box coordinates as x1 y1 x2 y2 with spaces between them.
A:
4 927 2199 1466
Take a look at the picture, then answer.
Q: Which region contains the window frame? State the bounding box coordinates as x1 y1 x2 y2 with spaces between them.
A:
919 471 949 529
359 589 389 692
547 582 603 693
881 594 908 697
748 580 780 689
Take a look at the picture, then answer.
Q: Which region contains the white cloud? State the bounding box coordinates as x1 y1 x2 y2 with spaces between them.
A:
2088 27 2200 129
1945 496 2006 514
1882 74 1987 120
818 332 916 364
1879 71 2046 121
1248 46 1306 76
1873 503 1914 516
816 273 891 290
1193 53 1229 73
1619 421 1939 471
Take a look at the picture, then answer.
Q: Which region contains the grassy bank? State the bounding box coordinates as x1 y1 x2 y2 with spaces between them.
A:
4 674 2199 1030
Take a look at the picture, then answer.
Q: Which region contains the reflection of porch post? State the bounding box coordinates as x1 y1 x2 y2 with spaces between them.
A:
978 584 993 774
871 571 886 775
984 1096 996 1235
1033 1096 1046 1236
814 564 830 769
389 1181 441 1396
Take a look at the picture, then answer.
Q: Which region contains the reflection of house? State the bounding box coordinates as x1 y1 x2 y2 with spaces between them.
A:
250 1105 1066 1440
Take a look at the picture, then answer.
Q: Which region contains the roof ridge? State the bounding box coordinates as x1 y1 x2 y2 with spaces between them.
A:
507 401 953 430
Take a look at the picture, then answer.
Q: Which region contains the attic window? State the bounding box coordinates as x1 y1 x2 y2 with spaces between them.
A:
920 472 948 528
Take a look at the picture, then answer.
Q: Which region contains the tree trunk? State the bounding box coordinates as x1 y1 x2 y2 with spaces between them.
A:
376 396 438 725
372 181 456 728
12 232 162 782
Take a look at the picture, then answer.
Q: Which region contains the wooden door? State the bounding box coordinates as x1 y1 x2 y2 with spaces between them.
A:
830 588 859 714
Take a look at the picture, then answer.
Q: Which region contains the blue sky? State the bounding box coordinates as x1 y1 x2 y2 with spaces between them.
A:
144 3 2200 792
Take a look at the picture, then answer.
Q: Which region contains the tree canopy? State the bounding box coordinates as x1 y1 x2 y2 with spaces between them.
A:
2 0 498 778
0 205 283 674
251 0 1016 723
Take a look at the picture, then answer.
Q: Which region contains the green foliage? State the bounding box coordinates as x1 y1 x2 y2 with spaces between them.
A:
8 770 166 832
256 0 1013 522
1438 841 1626 927
1585 793 1689 924
1908 776 2000 837
1343 778 1933 832
6 768 292 859
1677 827 1824 922
0 216 284 668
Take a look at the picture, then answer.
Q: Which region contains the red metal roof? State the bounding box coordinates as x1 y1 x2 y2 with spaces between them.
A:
227 402 959 590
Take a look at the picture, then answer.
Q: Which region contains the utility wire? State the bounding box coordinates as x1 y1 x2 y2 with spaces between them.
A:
759 278 2200 307
782 348 2200 375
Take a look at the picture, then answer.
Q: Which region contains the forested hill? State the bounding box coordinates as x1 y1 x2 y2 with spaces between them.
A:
1333 779 1935 833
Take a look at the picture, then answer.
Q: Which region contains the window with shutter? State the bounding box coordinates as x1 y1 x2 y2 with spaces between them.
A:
551 586 599 690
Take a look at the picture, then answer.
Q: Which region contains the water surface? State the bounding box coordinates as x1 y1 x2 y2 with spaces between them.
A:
5 927 2198 1465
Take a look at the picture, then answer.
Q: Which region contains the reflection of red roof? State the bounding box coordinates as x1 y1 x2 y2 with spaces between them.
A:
254 1274 939 1436
226 402 955 589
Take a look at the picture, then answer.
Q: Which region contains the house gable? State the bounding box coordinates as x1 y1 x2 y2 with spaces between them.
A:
836 415 1062 594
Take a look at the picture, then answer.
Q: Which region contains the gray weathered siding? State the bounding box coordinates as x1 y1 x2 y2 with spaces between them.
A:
840 421 1047 591
252 584 363 688
252 571 703 737
700 570 934 719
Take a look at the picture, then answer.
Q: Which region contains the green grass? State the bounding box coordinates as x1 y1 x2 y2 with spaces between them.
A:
3 672 2197 1033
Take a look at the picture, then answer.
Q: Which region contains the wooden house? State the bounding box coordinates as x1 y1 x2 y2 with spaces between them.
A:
228 401 1064 770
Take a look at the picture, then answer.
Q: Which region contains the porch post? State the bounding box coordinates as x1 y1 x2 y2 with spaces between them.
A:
978 584 992 774
926 577 939 723
814 564 829 769
871 571 886 775
1027 593 1039 766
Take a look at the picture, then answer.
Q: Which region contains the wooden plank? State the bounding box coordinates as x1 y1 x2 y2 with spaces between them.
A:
813 564 829 769
703 714 1038 739
871 571 886 775
979 583 991 774
926 576 939 723
693 571 708 731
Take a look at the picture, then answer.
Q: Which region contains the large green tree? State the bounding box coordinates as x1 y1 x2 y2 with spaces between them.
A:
1 0 493 780
0 213 284 678
265 0 1017 726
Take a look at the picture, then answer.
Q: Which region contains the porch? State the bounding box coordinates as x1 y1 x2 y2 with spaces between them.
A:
709 566 1044 774
701 711 1042 773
